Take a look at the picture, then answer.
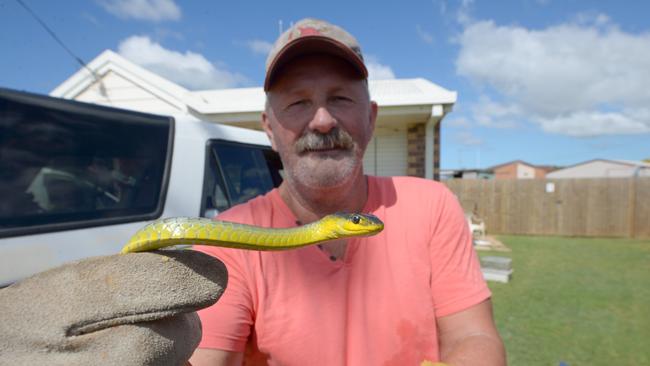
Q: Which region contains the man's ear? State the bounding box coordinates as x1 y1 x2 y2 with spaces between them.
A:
370 101 378 130
367 100 378 139
261 110 278 151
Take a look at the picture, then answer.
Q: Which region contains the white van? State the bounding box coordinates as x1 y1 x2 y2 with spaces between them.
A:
0 88 282 286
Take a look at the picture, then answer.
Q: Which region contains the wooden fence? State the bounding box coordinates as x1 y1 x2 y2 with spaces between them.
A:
443 178 650 238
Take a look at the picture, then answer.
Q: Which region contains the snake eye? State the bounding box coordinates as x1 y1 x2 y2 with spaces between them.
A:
351 214 361 224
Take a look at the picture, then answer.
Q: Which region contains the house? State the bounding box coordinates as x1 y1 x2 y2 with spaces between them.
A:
440 169 493 180
51 50 457 180
489 160 553 180
546 159 650 179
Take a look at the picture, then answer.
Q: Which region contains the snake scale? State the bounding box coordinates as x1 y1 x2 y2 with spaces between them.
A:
120 213 384 253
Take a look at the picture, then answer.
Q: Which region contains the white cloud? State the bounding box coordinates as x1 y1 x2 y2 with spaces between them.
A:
456 16 650 136
246 40 273 55
574 11 610 26
456 0 475 26
118 36 247 90
537 110 650 136
471 96 522 128
365 55 395 80
99 0 181 22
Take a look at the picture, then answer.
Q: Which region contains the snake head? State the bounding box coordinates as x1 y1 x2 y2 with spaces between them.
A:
327 212 384 238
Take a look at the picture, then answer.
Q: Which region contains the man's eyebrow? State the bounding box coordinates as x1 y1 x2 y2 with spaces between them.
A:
272 84 310 96
328 86 346 93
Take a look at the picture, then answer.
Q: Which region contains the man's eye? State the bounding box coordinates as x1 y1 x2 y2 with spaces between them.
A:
287 100 307 108
331 96 354 105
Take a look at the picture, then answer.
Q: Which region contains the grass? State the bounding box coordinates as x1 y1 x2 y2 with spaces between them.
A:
479 236 650 366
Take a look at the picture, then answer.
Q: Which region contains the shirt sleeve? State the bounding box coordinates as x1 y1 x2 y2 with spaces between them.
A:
429 186 491 318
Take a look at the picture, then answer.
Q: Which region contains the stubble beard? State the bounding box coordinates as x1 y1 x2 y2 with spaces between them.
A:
282 128 365 190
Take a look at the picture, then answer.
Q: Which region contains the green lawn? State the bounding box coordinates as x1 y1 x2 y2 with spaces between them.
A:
479 236 650 366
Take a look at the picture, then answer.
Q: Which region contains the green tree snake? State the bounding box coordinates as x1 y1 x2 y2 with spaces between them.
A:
120 213 384 253
118 215 452 365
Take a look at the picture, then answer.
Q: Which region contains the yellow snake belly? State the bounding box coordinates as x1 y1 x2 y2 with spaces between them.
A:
120 213 384 253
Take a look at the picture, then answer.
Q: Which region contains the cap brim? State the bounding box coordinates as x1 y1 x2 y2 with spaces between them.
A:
264 36 368 91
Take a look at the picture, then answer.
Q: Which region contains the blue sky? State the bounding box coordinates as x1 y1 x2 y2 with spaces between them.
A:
1 0 649 169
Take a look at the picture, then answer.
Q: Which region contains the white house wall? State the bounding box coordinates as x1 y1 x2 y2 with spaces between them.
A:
547 160 649 178
516 164 536 179
75 71 185 115
363 126 407 176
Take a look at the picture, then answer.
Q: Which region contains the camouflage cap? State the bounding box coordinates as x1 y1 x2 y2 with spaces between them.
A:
264 18 368 91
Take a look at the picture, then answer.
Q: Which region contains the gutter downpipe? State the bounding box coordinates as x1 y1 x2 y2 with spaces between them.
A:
425 104 445 180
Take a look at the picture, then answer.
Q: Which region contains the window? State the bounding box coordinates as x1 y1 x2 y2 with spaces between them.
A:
0 89 172 237
201 140 282 218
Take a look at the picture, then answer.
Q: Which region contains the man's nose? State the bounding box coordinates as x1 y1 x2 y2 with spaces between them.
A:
308 106 337 133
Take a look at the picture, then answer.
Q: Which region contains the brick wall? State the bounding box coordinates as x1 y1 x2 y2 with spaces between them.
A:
494 164 518 179
407 123 425 177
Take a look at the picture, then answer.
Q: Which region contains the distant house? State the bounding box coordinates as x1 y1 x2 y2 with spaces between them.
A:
489 160 553 180
546 159 650 179
440 169 493 180
51 50 457 180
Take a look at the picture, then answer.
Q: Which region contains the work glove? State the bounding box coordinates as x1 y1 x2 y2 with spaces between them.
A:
0 250 227 366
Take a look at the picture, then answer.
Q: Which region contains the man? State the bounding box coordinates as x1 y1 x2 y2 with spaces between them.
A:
190 18 505 366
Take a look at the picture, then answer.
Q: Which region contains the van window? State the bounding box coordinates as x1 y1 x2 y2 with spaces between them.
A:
0 89 172 237
201 140 282 218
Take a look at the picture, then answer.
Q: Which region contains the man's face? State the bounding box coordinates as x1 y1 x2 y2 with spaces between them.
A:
263 54 377 190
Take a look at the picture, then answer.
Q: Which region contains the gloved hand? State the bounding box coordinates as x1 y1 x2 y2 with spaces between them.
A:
0 250 227 366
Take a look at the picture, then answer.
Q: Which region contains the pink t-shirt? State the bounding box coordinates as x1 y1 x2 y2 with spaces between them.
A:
194 176 490 365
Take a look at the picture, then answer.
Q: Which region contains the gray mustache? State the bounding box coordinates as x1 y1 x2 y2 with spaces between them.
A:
294 128 354 153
